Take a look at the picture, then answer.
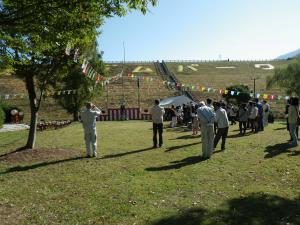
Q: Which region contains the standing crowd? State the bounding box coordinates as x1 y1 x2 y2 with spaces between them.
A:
150 98 277 160
79 96 299 159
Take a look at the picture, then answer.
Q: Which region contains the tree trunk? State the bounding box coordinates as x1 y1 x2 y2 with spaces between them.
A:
25 75 38 149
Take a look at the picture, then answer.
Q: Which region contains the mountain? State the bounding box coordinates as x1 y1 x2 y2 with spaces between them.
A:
276 48 300 60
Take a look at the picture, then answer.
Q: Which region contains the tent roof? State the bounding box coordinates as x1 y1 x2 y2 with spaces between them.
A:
159 95 195 107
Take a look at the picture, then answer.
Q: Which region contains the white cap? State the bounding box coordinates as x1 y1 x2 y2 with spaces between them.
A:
199 101 206 106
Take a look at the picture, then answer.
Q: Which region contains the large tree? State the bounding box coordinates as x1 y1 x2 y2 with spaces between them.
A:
0 0 156 149
222 84 251 105
55 42 106 121
267 60 300 96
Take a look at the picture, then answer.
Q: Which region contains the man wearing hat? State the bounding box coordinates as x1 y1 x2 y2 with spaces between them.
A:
81 102 101 157
197 101 215 159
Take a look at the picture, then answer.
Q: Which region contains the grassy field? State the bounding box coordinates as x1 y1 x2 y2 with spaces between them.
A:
0 121 299 225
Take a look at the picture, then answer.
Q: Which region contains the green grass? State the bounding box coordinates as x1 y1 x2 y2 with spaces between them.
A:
0 121 299 225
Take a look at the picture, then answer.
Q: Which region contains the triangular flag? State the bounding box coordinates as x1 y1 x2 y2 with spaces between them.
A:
84 63 92 76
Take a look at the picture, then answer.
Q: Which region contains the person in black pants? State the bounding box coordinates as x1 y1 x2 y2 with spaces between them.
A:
150 99 165 148
238 103 248 135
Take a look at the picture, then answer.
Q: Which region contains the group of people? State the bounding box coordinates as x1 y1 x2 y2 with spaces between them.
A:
150 98 274 160
79 96 299 159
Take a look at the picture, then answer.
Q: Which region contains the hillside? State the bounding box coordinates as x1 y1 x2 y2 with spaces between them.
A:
276 48 300 60
96 63 178 111
0 64 177 121
165 59 297 117
1 59 298 120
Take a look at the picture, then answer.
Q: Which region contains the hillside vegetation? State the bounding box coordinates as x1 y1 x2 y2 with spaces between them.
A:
166 60 297 117
0 64 177 121
0 60 296 121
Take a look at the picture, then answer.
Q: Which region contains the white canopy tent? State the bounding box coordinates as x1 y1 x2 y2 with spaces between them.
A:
159 95 195 107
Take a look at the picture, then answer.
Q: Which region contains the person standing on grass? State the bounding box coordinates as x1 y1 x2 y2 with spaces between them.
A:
238 103 248 135
192 113 199 135
81 102 101 157
255 98 264 131
150 99 165 148
197 101 215 159
213 102 229 151
169 105 177 128
248 101 258 133
288 97 300 146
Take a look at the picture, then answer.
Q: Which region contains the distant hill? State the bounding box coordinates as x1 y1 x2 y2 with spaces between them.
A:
276 48 300 60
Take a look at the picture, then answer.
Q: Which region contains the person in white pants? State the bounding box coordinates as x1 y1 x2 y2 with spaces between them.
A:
197 101 215 159
81 103 101 157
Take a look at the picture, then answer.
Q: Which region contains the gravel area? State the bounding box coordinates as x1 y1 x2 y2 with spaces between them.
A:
0 124 30 132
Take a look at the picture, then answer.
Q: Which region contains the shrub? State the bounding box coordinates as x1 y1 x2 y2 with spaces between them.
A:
0 106 5 128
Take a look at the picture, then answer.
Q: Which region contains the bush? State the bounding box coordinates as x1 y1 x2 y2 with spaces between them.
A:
0 106 5 128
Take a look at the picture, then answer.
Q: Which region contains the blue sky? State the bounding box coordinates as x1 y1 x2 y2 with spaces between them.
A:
97 0 300 61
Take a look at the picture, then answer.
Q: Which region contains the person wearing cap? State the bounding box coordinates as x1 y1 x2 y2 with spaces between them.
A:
150 99 165 148
80 102 102 157
213 102 229 150
197 101 215 159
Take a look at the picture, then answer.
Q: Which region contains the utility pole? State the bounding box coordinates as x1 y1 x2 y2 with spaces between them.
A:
137 75 141 109
250 62 259 98
106 82 109 110
251 77 259 98
122 42 125 105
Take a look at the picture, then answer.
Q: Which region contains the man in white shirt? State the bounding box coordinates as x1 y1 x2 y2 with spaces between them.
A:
197 101 215 159
150 99 165 148
213 102 229 151
81 102 101 157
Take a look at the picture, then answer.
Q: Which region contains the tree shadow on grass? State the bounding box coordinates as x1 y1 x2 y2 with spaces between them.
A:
264 142 299 158
145 156 204 171
100 147 154 159
167 127 191 133
227 132 252 139
151 193 300 225
165 142 201 152
0 146 28 158
0 156 86 175
273 127 286 130
172 134 200 140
